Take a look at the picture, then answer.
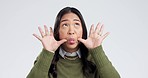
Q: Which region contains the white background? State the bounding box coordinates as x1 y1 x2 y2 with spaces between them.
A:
0 0 147 78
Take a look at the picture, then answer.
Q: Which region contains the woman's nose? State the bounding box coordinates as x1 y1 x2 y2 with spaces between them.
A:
68 31 74 35
67 25 75 35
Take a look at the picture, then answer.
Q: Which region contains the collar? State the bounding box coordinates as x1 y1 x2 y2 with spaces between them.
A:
59 47 81 59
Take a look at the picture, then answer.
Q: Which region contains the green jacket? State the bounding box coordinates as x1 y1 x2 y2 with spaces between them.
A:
27 46 120 78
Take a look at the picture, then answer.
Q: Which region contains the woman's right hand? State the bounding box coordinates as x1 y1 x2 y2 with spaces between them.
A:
33 25 67 53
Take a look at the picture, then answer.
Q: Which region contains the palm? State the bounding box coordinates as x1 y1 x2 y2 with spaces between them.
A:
33 25 67 52
78 23 109 49
41 35 60 52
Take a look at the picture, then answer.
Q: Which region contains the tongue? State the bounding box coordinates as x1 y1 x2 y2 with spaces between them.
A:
69 40 75 44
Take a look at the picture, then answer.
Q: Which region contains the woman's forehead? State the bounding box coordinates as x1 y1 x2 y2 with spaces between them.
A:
60 13 80 22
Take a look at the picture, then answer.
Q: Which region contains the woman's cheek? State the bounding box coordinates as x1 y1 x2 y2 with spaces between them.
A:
76 30 83 38
59 32 67 39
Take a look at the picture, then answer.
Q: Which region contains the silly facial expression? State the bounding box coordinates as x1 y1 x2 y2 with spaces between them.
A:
59 13 83 52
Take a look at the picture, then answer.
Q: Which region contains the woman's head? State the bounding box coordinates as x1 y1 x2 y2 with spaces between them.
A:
54 7 87 52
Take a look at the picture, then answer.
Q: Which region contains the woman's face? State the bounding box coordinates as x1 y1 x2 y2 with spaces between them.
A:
59 12 83 52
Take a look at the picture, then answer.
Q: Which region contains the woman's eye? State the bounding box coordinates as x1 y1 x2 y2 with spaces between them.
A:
63 24 68 27
74 23 80 26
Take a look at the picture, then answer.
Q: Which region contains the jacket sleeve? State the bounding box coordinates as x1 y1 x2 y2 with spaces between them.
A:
89 45 120 78
27 49 54 78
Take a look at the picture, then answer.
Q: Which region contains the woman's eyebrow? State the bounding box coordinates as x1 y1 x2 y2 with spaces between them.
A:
61 19 68 22
73 19 80 22
60 18 80 22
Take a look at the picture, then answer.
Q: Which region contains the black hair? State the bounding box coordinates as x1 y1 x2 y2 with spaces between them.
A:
49 7 96 78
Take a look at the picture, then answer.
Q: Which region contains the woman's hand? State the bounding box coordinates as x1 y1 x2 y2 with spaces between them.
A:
78 23 109 49
33 25 67 53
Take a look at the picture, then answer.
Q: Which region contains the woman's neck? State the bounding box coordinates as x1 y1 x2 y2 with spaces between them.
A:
61 46 79 53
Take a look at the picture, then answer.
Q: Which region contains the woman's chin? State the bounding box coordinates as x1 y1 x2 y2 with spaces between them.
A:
63 42 79 52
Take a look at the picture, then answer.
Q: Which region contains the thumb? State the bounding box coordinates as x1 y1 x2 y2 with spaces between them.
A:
58 39 67 45
78 38 86 44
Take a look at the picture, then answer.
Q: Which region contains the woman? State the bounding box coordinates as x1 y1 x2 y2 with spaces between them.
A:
27 7 120 78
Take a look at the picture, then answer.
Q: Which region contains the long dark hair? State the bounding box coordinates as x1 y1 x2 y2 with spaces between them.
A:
49 7 96 78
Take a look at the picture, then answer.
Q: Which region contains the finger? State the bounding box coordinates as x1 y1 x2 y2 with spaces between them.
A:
33 34 42 41
101 32 110 41
95 22 101 34
38 26 45 37
89 24 94 36
99 24 104 36
78 38 86 44
58 39 67 45
50 27 53 36
44 25 50 35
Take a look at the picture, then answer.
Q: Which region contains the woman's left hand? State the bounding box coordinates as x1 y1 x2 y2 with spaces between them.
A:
78 23 109 49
